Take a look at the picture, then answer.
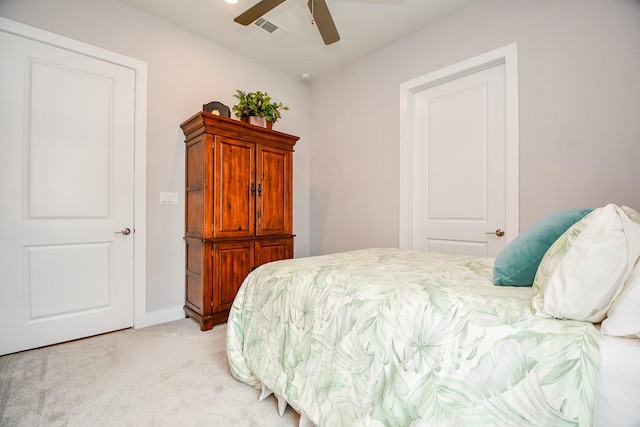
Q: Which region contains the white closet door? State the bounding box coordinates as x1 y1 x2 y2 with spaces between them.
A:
410 62 506 256
0 26 136 355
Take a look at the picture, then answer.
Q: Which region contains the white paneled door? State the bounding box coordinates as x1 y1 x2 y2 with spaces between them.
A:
400 45 519 257
0 24 138 355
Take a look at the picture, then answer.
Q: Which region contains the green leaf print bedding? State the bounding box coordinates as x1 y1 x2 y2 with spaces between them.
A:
227 248 599 426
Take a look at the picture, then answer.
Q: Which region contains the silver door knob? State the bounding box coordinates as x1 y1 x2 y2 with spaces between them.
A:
486 228 505 237
115 227 131 235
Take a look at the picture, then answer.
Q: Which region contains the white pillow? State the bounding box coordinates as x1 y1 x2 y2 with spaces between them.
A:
601 259 640 339
531 204 640 322
621 204 640 223
601 205 640 338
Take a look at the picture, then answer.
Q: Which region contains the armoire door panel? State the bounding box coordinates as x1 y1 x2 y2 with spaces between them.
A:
214 136 255 238
212 241 253 312
255 237 293 267
257 145 292 236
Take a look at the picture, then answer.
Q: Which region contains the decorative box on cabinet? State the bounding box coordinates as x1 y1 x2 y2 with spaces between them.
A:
181 112 298 331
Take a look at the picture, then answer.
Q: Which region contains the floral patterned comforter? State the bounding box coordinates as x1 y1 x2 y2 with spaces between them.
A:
227 248 599 426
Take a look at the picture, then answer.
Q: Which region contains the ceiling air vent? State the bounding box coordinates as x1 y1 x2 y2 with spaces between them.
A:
254 17 282 34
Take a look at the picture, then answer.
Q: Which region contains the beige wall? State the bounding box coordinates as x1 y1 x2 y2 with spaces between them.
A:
309 0 640 255
0 0 312 321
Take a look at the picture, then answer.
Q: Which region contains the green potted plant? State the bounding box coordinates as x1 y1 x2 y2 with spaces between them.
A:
232 90 289 129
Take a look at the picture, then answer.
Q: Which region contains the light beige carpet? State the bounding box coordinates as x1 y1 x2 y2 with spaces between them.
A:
0 319 300 426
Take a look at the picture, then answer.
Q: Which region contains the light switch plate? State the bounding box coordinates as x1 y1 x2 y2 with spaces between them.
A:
160 192 178 205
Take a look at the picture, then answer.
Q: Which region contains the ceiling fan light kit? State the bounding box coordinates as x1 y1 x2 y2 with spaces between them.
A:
234 0 340 45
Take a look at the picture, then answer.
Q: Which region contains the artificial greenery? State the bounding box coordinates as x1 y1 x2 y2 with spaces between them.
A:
232 90 289 123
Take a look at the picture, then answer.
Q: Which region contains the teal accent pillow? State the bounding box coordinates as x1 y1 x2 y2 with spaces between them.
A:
493 207 594 286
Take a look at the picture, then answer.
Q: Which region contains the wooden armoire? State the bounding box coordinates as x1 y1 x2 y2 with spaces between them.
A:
181 112 299 330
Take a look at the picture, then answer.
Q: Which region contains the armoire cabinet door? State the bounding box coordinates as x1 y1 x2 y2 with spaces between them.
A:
213 136 255 238
212 238 293 313
212 241 254 313
255 237 293 266
257 144 292 236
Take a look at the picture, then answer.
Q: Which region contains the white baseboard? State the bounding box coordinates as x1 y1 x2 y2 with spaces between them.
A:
137 306 185 328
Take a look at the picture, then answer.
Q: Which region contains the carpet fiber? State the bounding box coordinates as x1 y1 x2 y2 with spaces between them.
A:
0 319 300 426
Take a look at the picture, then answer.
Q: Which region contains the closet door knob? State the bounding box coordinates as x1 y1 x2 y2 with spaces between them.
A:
115 227 131 236
486 228 505 237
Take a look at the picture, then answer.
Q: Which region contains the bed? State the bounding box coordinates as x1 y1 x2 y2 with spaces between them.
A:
226 205 640 427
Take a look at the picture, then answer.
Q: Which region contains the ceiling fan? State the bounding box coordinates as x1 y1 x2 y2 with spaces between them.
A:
234 0 340 45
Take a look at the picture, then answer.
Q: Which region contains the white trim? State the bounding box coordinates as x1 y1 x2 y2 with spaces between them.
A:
143 306 185 328
503 45 520 248
0 17 149 329
399 43 520 249
132 60 148 329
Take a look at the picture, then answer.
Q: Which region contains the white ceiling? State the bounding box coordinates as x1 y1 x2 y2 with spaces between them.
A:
118 0 481 80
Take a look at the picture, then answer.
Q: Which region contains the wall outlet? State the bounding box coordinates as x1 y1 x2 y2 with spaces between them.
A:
160 192 178 205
